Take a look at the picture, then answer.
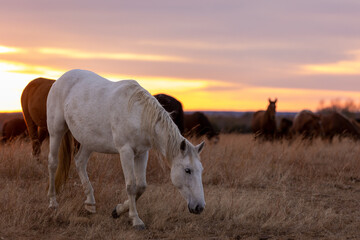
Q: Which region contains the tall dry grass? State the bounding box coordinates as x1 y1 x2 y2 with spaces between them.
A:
1 135 360 239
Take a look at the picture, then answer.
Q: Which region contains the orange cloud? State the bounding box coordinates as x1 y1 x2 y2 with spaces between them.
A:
38 47 190 62
0 46 24 54
301 50 360 75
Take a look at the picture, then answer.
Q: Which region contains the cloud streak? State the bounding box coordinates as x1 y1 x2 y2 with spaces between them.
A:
0 46 23 54
301 51 360 75
38 48 190 63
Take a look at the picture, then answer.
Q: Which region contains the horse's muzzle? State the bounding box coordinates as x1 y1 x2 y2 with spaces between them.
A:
188 204 204 214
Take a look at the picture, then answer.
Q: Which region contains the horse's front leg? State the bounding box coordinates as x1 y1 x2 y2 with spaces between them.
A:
134 151 148 200
115 145 145 229
112 151 148 218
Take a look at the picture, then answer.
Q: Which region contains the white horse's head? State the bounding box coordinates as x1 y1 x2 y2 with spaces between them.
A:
171 139 205 214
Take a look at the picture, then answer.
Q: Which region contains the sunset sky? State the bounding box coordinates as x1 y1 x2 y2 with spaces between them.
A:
1 0 360 112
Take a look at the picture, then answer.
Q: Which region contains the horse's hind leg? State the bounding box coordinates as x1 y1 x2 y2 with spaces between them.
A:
24 118 41 159
113 151 148 218
114 145 145 229
47 130 65 208
38 126 48 144
74 146 95 213
30 126 48 160
22 99 41 159
47 113 68 208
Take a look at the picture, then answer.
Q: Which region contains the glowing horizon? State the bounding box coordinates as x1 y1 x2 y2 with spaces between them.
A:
1 53 359 113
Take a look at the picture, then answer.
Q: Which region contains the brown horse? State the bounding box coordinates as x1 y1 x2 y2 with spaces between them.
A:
278 118 293 140
320 111 360 142
350 118 360 133
291 110 321 141
21 78 55 158
154 93 184 134
251 98 277 140
1 118 28 142
184 112 219 143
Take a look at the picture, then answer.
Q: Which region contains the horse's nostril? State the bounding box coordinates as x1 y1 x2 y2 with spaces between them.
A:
195 205 204 214
188 204 204 214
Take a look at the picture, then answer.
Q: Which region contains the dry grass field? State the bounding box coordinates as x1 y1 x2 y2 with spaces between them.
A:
1 134 360 239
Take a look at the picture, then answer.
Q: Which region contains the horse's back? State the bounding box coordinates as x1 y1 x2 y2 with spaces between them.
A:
321 112 358 137
292 110 315 132
47 69 145 153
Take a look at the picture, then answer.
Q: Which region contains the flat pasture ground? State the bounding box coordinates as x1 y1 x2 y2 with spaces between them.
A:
1 134 360 239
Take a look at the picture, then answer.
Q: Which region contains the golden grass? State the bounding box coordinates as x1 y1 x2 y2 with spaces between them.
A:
1 135 360 239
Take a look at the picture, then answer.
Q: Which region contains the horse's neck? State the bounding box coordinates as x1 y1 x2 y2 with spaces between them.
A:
153 120 181 164
154 123 167 155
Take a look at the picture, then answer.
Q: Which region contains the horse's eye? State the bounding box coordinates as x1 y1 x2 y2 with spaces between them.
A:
185 168 192 174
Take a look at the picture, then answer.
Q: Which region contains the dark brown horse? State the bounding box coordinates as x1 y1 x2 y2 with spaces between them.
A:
320 111 360 142
1 118 28 142
350 118 360 133
291 110 321 141
184 112 219 143
153 93 184 134
251 98 277 140
278 118 293 140
21 78 55 158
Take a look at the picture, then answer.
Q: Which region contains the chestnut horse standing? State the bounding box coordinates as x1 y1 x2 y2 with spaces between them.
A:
21 78 55 158
251 98 277 141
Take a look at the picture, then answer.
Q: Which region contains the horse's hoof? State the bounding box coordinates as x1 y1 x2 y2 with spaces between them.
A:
112 208 120 218
49 198 58 209
134 224 146 231
84 204 96 214
48 205 57 210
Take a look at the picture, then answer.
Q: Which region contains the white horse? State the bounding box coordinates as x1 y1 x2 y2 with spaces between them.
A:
46 69 205 229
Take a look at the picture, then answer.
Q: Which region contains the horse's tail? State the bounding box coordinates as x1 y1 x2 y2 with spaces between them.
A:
21 86 39 155
55 130 73 193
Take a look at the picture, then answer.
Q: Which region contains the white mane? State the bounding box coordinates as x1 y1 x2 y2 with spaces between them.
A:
128 85 183 161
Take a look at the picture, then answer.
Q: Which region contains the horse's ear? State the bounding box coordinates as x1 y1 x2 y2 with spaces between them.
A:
274 98 277 103
196 141 205 154
180 139 187 153
268 98 271 103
